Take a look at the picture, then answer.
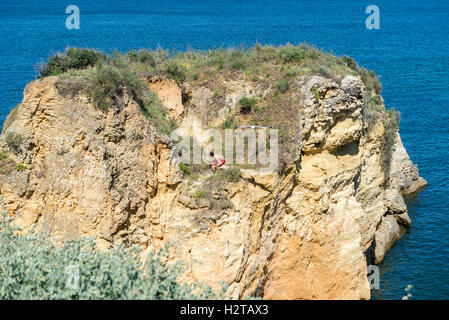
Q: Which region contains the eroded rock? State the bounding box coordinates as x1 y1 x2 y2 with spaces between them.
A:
0 73 426 300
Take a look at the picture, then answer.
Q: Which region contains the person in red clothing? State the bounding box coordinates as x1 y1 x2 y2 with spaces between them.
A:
209 151 225 173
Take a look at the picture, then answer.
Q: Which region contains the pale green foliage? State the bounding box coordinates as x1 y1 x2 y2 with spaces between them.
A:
0 150 14 174
56 53 176 135
0 195 219 300
402 284 413 300
5 132 22 150
179 162 192 175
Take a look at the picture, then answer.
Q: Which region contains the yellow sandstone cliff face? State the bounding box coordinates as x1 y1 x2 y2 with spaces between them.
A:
0 74 426 299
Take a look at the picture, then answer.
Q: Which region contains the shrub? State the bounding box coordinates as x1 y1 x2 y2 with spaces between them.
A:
230 54 246 70
239 97 257 114
0 150 6 161
0 195 218 300
364 91 384 112
39 48 105 78
57 54 175 135
165 60 187 83
193 190 207 200
127 49 156 67
5 132 23 151
278 44 309 64
221 114 235 129
277 78 290 93
179 162 192 175
380 109 400 172
360 67 382 95
342 55 358 70
0 150 14 174
221 167 240 182
247 43 278 63
317 66 331 77
15 163 26 172
207 167 240 183
85 64 124 111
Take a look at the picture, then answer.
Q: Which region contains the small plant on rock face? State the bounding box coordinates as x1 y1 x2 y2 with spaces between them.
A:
179 163 192 175
193 190 207 200
207 167 240 183
380 108 400 175
223 167 240 182
342 55 358 70
277 78 290 93
221 114 235 129
239 97 257 114
229 50 246 70
0 150 14 174
15 163 27 172
310 86 321 100
165 60 187 83
5 132 23 151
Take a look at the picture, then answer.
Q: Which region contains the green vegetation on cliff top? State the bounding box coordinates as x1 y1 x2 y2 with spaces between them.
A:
40 44 384 115
38 44 396 168
41 44 383 95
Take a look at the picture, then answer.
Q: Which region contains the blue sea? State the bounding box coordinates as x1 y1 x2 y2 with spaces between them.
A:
0 0 448 300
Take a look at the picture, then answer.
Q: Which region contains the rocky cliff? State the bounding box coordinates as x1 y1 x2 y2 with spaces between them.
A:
0 46 426 299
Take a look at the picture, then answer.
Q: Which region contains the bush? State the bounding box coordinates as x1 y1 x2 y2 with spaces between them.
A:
360 67 382 95
220 167 240 182
179 162 192 175
57 54 175 135
364 91 384 112
5 132 22 151
15 163 27 172
165 60 187 83
342 56 358 70
0 150 14 174
0 195 218 300
39 48 105 78
239 97 257 114
380 109 400 172
207 167 240 183
277 78 290 93
221 114 235 129
193 190 207 200
127 49 156 67
85 64 124 111
278 44 309 64
229 51 246 70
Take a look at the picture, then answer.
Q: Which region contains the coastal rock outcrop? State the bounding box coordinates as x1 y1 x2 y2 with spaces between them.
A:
0 71 426 299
